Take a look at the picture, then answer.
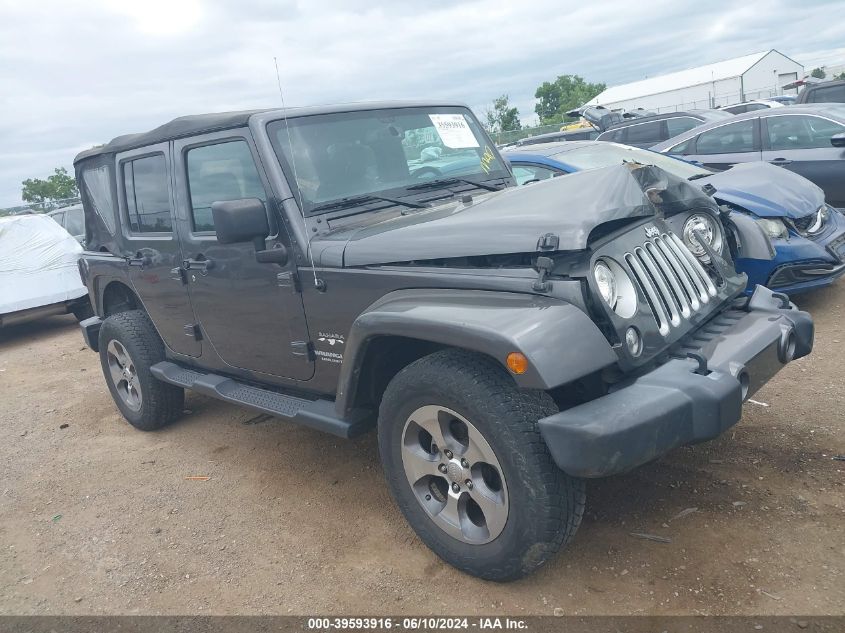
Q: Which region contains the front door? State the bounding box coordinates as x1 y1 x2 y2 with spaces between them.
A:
761 114 845 207
173 130 314 381
689 118 761 171
116 143 201 357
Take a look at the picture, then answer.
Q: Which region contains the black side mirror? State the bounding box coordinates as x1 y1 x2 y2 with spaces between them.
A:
831 132 845 148
211 198 269 244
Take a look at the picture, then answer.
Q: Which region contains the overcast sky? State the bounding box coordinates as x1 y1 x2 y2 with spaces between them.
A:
1 0 844 207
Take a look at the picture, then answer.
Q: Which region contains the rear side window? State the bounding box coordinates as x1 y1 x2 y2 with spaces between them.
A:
624 121 663 144
665 117 701 138
81 164 116 234
808 84 845 103
186 140 265 232
123 155 172 233
694 120 756 155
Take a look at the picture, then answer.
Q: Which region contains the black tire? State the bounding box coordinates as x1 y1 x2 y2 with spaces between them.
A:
378 349 585 581
98 310 184 431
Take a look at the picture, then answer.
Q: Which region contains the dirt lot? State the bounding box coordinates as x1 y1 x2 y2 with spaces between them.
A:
1 285 843 617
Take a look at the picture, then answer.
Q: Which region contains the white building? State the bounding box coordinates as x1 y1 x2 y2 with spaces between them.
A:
587 50 803 113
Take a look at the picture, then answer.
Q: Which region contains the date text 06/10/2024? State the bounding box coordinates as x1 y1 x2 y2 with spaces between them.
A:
306 617 528 630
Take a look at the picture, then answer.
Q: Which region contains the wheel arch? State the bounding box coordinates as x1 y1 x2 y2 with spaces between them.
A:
101 280 140 317
335 289 616 418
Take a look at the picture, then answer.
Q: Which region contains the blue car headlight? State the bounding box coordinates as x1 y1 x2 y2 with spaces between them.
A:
756 218 789 240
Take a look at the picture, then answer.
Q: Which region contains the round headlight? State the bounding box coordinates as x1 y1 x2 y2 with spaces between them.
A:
593 261 618 309
683 213 723 261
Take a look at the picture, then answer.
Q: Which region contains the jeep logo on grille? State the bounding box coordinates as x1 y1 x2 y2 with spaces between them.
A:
644 225 660 239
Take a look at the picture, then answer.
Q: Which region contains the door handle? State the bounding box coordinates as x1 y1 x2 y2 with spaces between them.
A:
769 158 793 166
182 256 215 272
127 251 151 267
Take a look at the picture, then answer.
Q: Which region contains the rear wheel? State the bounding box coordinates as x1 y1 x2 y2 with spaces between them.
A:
98 310 184 431
378 349 585 581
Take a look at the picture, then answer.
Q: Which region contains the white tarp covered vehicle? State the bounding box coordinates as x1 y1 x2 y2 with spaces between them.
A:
0 214 92 327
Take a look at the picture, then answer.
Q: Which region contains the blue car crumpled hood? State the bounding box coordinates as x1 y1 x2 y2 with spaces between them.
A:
698 162 825 219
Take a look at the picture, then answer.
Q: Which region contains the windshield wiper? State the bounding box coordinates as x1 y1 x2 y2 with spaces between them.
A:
310 194 428 214
406 177 503 192
687 173 711 181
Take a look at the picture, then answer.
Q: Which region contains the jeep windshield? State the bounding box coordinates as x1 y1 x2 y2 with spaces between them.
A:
267 106 509 215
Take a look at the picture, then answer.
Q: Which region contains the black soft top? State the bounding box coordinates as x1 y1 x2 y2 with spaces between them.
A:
73 100 468 164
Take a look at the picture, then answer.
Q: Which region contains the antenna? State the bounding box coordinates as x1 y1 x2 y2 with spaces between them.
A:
274 56 321 290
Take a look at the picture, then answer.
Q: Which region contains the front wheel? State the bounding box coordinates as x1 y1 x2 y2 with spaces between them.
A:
378 349 585 581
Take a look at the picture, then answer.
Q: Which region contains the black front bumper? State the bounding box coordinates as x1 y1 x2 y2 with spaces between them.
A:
80 315 103 352
538 286 813 478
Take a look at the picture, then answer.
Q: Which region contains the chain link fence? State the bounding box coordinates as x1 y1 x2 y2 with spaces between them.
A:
0 196 82 217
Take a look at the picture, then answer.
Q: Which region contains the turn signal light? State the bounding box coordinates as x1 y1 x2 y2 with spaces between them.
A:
506 352 529 375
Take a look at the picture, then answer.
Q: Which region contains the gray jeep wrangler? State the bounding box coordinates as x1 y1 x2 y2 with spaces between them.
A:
74 101 813 581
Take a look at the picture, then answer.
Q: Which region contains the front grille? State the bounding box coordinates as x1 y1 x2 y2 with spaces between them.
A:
624 232 718 336
791 207 826 236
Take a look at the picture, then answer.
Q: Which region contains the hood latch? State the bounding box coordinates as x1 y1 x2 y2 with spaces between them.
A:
532 256 554 292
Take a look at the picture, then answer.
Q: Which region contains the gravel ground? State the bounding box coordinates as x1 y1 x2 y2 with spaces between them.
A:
0 283 843 616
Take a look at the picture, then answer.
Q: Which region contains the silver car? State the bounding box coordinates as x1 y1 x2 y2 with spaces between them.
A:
652 105 845 207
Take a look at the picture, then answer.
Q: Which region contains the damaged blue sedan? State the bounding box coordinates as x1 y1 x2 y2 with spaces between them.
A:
504 141 845 295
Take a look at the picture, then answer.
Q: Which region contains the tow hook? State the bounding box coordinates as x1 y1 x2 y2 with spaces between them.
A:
533 256 554 292
686 351 710 376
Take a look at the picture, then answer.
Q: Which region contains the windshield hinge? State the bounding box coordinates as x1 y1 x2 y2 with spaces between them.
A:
532 256 554 293
536 233 559 251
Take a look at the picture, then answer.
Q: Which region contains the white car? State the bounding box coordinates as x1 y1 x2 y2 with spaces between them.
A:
0 214 92 327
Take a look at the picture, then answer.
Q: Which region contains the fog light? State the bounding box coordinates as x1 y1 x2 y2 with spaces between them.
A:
506 352 529 375
625 327 642 357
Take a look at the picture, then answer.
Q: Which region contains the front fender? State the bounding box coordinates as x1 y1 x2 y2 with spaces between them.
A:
726 212 776 261
335 289 616 417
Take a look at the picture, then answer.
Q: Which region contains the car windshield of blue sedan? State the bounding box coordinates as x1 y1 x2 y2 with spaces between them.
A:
553 143 711 180
268 107 508 214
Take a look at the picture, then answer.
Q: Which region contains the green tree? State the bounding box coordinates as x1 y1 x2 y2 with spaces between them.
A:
836 71 845 80
810 67 826 79
484 94 522 134
534 75 606 124
21 167 78 204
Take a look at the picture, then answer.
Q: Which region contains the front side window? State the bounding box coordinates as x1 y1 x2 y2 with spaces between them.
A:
694 120 756 155
766 115 845 150
268 107 507 214
186 140 266 232
666 117 701 137
123 154 172 233
511 164 559 186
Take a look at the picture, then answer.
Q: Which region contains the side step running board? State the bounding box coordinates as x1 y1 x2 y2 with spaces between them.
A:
150 361 373 438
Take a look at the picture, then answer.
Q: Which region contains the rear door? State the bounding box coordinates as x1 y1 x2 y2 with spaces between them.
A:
685 118 761 171
116 143 201 357
761 113 845 206
173 129 313 381
619 120 665 148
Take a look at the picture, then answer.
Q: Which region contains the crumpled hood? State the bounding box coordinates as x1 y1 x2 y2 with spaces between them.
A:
698 162 825 219
317 163 716 267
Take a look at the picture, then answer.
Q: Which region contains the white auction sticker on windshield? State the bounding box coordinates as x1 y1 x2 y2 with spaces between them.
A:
428 114 479 149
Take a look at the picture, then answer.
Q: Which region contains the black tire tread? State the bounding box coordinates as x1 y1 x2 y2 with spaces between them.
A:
379 348 585 581
98 310 183 431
